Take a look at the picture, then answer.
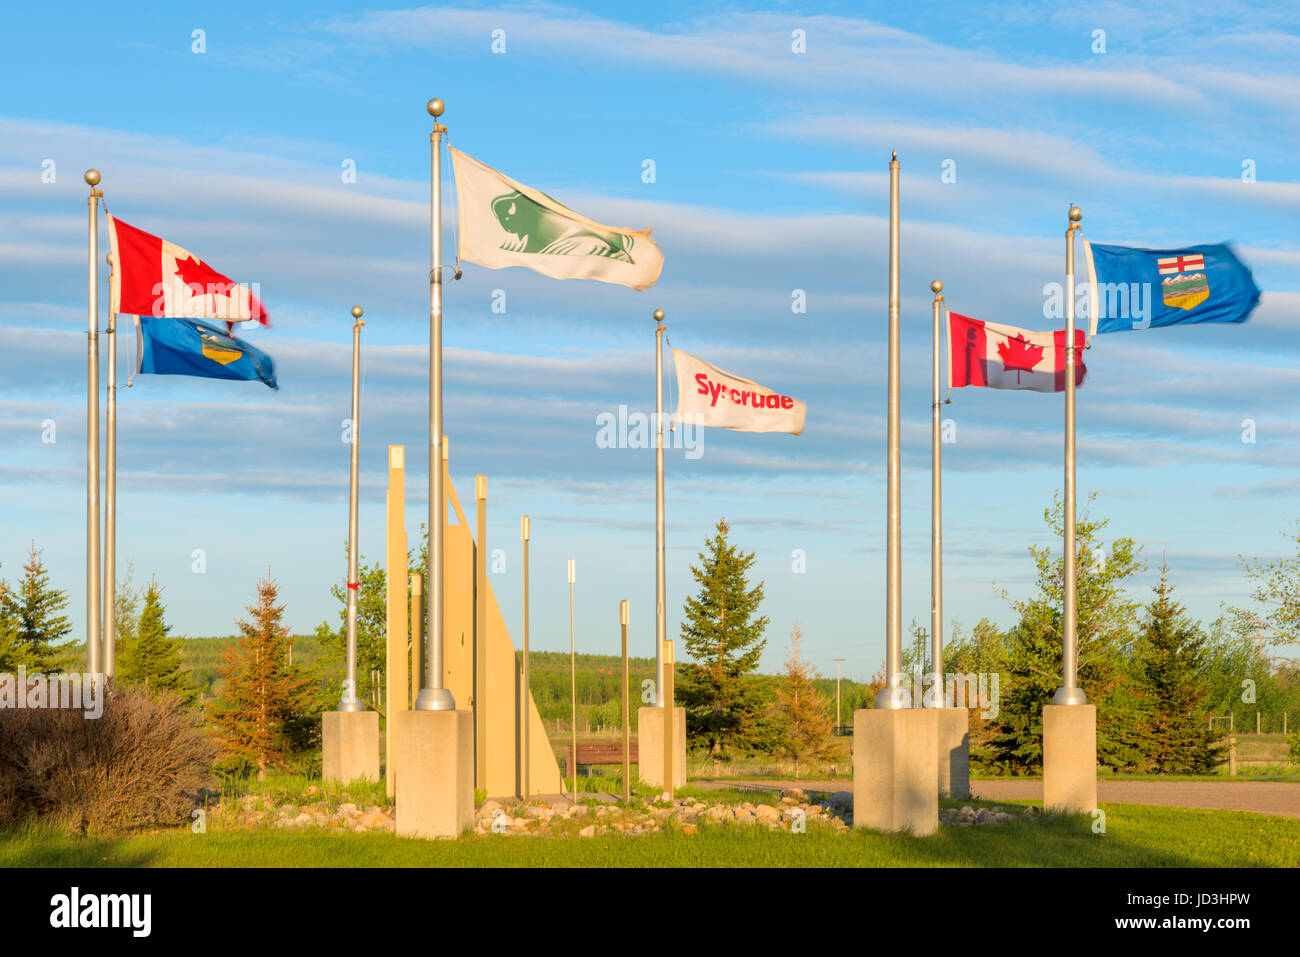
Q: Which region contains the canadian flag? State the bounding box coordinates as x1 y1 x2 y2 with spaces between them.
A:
948 312 1086 393
108 216 268 329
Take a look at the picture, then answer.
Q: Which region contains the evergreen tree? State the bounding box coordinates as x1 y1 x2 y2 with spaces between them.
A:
10 544 72 672
676 519 773 775
987 494 1144 774
770 622 834 779
211 577 311 780
111 561 142 671
1126 563 1222 772
118 579 197 704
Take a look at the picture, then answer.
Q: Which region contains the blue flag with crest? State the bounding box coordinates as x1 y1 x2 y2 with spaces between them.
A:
1084 241 1260 335
133 316 278 389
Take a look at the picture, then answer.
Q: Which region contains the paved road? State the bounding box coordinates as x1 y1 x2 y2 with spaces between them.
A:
972 779 1300 819
690 779 1300 819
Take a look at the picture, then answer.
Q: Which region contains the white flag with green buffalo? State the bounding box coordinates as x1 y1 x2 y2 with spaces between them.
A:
449 147 663 291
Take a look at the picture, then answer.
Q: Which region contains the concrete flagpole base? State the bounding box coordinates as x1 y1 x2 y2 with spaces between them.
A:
852 708 939 835
1043 703 1097 813
394 709 474 839
321 711 380 783
935 708 970 799
637 706 686 789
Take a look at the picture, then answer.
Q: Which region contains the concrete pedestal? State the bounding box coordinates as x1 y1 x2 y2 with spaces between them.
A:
393 709 474 839
852 708 938 835
637 706 686 789
321 710 380 783
935 707 970 799
1043 704 1096 813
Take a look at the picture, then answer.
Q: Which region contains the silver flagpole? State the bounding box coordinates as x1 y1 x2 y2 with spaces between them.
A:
521 515 531 795
84 169 102 677
875 152 904 708
654 308 666 706
416 97 455 711
1054 206 1087 705
339 305 366 711
104 252 117 680
929 279 945 707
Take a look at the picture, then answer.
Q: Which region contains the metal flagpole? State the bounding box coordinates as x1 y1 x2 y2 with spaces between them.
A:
104 251 117 680
568 558 577 802
875 152 904 708
1054 206 1087 706
521 515 530 796
339 305 366 712
654 308 666 706
929 279 945 707
416 97 455 711
84 169 102 677
620 599 630 804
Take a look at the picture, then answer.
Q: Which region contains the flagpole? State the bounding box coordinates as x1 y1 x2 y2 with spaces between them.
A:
340 305 367 712
654 308 666 707
84 169 102 677
875 152 904 709
416 97 455 711
521 515 531 796
104 251 117 680
929 279 945 707
1054 205 1087 706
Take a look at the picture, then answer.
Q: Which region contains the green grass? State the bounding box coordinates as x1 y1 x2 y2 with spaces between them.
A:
4 800 1296 867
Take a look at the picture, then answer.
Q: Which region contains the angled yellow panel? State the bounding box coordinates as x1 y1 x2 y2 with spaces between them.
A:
442 477 563 798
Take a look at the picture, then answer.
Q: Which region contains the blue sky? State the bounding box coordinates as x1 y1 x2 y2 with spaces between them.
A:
1 1 1298 679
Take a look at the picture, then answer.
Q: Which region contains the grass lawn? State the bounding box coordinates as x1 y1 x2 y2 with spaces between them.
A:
4 799 1297 867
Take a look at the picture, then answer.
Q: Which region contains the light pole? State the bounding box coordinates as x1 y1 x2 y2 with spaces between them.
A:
832 657 845 733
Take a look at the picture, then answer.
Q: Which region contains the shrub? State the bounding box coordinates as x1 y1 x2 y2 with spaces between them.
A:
0 683 215 833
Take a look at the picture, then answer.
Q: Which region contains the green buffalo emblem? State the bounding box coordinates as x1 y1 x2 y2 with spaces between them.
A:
491 191 635 264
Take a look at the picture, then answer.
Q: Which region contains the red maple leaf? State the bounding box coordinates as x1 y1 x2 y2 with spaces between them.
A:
172 254 268 330
173 254 236 298
996 334 1044 384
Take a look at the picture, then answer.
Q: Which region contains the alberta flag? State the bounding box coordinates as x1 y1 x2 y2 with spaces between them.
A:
134 316 277 389
1084 241 1260 334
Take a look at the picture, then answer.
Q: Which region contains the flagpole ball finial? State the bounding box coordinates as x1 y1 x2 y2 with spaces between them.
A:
1068 205 1082 222
84 169 100 186
427 98 444 117
930 280 943 294
653 309 665 322
351 305 364 319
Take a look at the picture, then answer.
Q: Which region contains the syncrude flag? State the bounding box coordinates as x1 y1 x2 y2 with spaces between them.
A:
948 313 1085 393
450 147 663 290
134 316 277 389
1084 241 1260 334
109 216 269 329
671 348 805 434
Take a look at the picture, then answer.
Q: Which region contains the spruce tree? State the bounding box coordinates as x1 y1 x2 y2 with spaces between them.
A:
770 622 834 779
211 577 311 780
676 518 773 775
118 579 197 704
11 544 72 672
1130 563 1222 773
987 495 1143 774
0 572 21 673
